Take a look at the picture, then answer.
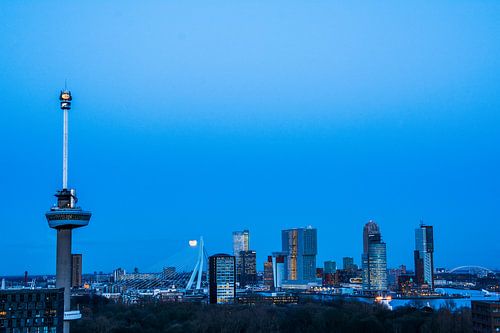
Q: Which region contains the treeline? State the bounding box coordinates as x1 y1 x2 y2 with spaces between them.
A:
72 297 472 333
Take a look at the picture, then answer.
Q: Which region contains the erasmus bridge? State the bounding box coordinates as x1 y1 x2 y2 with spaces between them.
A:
113 237 210 293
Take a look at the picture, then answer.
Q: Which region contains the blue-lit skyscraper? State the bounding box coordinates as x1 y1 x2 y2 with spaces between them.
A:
361 221 387 292
281 226 317 282
414 224 434 289
45 90 92 333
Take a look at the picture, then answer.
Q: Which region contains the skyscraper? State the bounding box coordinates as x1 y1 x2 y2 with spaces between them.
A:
263 256 274 289
363 221 380 254
45 90 92 333
361 220 388 292
272 252 287 290
232 230 250 255
281 226 317 282
414 224 434 289
232 230 249 284
208 254 236 304
239 250 257 286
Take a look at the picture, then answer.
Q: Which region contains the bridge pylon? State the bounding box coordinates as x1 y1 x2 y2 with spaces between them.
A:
186 237 205 291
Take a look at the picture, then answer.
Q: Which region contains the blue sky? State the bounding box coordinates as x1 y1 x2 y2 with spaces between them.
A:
1 1 499 275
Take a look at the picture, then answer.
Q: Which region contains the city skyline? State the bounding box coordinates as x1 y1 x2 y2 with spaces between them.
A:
1 221 496 276
1 1 500 275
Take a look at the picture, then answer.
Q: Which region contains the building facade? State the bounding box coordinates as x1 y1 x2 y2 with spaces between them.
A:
112 268 125 282
239 250 257 286
281 226 317 282
237 292 299 305
334 269 362 285
209 254 236 304
272 252 286 290
324 261 337 274
471 300 500 333
263 257 274 289
322 261 336 286
232 230 249 256
343 257 357 271
232 230 249 284
71 254 82 288
0 288 64 333
414 224 434 289
361 221 388 292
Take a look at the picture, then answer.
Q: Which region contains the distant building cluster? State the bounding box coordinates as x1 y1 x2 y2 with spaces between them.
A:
209 221 440 304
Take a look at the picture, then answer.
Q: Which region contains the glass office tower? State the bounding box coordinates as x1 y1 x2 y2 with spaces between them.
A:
209 254 236 304
281 226 317 282
232 230 249 284
232 230 249 255
361 221 388 292
414 224 434 289
239 250 257 286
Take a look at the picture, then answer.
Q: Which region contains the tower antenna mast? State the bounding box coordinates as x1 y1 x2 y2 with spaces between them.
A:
60 90 72 189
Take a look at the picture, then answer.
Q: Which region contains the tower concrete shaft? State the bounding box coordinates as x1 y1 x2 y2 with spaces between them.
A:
56 229 72 333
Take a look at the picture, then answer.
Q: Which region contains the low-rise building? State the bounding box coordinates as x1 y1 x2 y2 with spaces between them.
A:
471 300 500 333
237 292 299 305
0 288 64 333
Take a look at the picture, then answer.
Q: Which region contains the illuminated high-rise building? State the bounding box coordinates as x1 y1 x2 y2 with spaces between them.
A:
263 256 274 289
208 254 236 304
361 220 387 292
232 230 249 255
45 89 92 333
239 250 257 286
414 224 434 289
281 226 317 282
232 230 249 284
363 221 380 254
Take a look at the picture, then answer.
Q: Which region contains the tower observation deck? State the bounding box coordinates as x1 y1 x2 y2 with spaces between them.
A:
45 89 91 333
